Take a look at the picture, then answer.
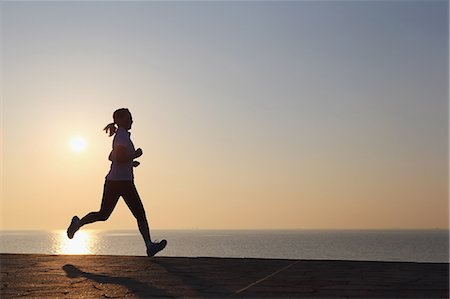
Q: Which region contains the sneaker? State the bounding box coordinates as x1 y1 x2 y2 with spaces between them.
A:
67 216 80 239
147 239 167 257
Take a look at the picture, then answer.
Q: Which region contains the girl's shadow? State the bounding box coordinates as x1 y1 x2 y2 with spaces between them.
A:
63 264 171 298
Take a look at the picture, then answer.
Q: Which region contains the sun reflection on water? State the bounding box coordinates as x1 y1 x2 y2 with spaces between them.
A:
53 230 96 255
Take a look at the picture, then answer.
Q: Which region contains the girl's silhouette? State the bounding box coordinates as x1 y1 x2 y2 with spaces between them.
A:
67 108 167 257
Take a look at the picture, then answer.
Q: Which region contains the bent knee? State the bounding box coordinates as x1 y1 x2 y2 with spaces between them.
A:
97 211 110 221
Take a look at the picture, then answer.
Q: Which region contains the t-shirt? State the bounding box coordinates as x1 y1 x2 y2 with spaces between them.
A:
106 127 135 181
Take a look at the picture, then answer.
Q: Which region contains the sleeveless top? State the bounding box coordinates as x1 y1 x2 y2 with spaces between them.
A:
106 127 135 181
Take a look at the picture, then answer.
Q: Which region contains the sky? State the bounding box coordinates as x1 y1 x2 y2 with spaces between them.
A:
1 1 448 231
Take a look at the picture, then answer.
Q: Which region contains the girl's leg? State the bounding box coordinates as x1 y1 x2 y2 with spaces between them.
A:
78 180 121 228
122 181 152 244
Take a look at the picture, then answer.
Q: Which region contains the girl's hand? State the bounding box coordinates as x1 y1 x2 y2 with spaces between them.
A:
134 148 143 159
133 161 140 167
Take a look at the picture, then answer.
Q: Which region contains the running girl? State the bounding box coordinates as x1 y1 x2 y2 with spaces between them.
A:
67 108 167 257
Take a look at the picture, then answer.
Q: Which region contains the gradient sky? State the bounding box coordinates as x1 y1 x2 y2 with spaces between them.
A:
1 1 448 230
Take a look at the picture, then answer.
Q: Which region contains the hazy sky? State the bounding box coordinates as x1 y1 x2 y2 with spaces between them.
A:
1 1 448 230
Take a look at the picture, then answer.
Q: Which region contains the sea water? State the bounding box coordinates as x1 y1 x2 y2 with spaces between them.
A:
0 230 448 263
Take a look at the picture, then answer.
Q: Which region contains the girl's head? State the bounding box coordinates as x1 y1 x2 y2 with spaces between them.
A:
104 108 133 136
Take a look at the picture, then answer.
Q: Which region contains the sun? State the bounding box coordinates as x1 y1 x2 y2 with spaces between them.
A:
69 136 87 153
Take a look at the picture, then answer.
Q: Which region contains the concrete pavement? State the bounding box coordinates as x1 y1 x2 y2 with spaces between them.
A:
1 254 448 298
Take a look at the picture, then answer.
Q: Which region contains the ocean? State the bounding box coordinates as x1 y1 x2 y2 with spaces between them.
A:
0 230 448 263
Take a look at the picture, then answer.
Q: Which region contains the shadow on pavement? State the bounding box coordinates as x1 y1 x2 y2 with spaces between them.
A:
62 264 172 298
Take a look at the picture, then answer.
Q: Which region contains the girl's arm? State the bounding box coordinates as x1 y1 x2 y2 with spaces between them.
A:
112 146 143 163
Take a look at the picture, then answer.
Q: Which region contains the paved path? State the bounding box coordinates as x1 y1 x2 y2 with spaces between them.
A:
1 254 448 298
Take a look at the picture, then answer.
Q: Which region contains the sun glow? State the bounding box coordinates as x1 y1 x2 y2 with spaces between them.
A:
54 230 95 255
69 136 87 153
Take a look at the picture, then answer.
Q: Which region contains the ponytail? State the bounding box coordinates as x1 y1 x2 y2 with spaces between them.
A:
105 108 129 136
103 122 116 137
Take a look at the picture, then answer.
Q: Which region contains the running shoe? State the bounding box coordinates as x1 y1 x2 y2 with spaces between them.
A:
147 239 167 257
67 216 80 239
